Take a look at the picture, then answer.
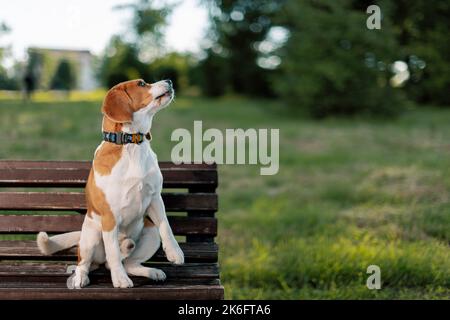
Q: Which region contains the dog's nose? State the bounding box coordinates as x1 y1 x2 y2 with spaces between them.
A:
165 79 172 88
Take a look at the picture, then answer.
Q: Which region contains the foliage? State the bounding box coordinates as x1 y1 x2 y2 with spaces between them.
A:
98 36 152 88
150 52 194 92
381 0 450 106
194 49 230 96
197 0 282 97
196 1 449 112
98 0 173 88
273 0 406 118
0 22 9 62
0 69 20 90
50 59 76 91
99 40 193 90
23 49 46 91
115 0 172 42
0 22 20 90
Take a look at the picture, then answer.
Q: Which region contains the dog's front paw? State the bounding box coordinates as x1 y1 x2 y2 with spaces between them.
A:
164 242 184 265
148 268 167 281
111 268 134 288
67 269 90 289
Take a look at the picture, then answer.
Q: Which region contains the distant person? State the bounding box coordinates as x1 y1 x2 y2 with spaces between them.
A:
23 72 35 101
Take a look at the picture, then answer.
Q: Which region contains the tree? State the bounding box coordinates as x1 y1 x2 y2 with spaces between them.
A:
0 22 9 61
197 0 283 97
50 59 76 91
22 49 44 99
150 52 195 92
98 0 173 88
98 36 152 88
195 49 230 96
0 22 20 90
273 0 406 117
381 0 450 106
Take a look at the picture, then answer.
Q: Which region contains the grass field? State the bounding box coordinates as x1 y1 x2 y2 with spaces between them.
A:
0 93 449 299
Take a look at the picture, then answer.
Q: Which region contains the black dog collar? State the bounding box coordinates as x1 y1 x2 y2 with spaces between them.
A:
103 131 152 145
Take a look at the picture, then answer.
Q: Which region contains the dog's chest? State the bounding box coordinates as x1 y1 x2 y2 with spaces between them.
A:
95 144 162 225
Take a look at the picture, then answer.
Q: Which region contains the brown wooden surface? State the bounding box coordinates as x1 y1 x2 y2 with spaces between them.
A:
0 160 216 170
0 167 217 189
0 192 218 212
0 240 218 262
0 286 224 300
0 215 217 236
0 261 224 300
0 261 219 279
0 262 220 287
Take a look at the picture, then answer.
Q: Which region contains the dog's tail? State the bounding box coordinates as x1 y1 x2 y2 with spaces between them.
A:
37 231 81 255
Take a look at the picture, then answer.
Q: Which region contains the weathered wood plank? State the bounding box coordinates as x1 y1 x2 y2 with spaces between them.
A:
0 160 216 170
0 278 221 287
0 285 225 300
0 261 219 275
0 215 217 236
0 215 85 233
0 261 223 296
0 241 218 262
0 167 217 188
0 192 218 211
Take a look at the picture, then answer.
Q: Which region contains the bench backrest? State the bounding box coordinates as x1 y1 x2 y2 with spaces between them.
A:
0 160 218 264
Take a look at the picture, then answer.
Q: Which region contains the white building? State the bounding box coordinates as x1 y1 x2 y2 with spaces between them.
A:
28 47 99 91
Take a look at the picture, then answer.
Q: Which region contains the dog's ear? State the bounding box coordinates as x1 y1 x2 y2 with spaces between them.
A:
102 88 133 123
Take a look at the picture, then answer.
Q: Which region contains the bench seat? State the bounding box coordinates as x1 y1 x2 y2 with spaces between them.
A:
0 160 223 300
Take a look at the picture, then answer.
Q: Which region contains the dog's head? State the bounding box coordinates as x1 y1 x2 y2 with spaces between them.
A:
101 79 174 123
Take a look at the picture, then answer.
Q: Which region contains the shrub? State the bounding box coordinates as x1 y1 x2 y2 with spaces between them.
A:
50 59 76 91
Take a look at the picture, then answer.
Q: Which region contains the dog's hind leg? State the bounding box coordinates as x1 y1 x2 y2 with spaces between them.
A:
67 217 102 289
37 231 81 255
124 224 166 281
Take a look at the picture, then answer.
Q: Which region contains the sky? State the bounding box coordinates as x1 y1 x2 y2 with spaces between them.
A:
0 0 209 62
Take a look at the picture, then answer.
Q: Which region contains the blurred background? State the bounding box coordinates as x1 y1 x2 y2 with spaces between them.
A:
0 0 449 299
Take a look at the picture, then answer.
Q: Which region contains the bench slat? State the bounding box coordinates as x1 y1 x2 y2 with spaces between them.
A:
0 192 218 212
0 261 219 278
0 285 224 300
0 240 218 262
0 262 223 299
0 167 217 188
0 279 221 288
0 160 216 170
0 215 217 236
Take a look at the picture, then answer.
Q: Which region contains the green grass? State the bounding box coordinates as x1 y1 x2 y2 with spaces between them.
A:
0 94 449 299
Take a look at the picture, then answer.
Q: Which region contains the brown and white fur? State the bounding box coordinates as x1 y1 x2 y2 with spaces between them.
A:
36 79 184 289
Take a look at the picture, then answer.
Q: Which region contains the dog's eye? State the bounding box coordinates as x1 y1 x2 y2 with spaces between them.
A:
138 81 146 87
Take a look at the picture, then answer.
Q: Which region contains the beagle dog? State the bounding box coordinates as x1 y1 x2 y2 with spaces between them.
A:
37 79 184 288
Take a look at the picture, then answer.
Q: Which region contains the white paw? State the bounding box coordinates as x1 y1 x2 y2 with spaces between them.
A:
111 268 134 288
36 232 51 255
148 268 166 281
67 270 90 289
164 242 184 265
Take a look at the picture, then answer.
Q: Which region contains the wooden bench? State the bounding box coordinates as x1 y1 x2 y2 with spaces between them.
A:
0 160 223 300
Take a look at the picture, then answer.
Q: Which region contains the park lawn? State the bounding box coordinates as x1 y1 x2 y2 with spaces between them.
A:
0 95 449 299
